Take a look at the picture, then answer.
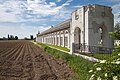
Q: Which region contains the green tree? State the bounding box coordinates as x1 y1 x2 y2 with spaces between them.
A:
15 36 18 40
110 22 120 40
110 14 120 40
10 35 14 40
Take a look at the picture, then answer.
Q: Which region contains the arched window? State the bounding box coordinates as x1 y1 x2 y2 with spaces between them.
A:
98 27 103 47
65 30 68 34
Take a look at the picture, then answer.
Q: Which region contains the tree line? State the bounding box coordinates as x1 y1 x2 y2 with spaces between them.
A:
8 34 18 40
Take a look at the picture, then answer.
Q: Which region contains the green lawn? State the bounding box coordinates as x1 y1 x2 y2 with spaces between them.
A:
37 42 94 80
37 42 115 60
80 47 120 60
80 53 115 60
37 42 70 52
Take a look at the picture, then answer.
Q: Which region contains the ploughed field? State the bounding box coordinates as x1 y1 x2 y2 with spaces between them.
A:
0 41 73 80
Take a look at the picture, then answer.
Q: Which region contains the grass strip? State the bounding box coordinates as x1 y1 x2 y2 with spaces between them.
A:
46 43 70 52
81 53 114 60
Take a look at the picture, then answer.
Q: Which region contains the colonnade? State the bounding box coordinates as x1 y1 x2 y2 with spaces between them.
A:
37 29 70 48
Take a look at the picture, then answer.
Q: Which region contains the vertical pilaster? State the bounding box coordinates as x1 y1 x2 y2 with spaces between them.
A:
53 33 55 45
68 30 70 48
59 31 61 46
55 32 57 46
63 30 65 47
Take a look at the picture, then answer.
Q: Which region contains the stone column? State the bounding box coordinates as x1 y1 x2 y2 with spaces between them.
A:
56 32 59 46
70 31 74 54
45 36 46 43
43 35 44 43
53 33 55 45
49 34 50 44
46 35 47 43
55 32 57 46
51 33 53 44
59 32 61 46
44 36 46 43
68 30 70 48
63 31 65 47
50 33 52 44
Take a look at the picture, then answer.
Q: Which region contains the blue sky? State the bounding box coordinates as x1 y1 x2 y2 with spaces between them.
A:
0 0 120 39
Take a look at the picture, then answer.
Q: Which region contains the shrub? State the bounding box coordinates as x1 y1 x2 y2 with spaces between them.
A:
88 47 120 80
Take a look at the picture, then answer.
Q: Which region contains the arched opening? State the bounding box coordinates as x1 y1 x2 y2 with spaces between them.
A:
98 26 107 48
65 30 69 47
74 27 81 49
98 28 103 47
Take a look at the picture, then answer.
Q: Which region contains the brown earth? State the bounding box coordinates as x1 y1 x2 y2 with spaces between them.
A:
0 41 73 80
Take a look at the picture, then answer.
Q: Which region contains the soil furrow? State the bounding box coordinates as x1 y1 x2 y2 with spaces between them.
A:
0 41 73 80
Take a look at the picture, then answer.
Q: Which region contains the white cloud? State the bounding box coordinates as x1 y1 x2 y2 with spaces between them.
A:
0 0 73 22
56 0 61 2
105 0 120 3
0 0 26 22
38 26 51 33
28 2 59 16
73 5 82 8
52 10 71 21
0 25 51 39
0 11 17 22
42 24 47 26
0 0 73 38
27 0 73 16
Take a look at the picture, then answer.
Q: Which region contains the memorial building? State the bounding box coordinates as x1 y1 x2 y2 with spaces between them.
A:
36 4 114 54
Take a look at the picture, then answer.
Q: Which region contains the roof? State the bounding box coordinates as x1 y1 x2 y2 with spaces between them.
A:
39 19 71 36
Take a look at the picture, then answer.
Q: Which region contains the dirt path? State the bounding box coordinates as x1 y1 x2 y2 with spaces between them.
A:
0 41 73 80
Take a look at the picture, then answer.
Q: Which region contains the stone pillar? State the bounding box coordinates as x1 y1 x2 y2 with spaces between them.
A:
42 36 43 43
46 35 47 43
63 31 65 47
55 32 57 46
50 33 52 44
51 33 53 44
57 32 60 46
52 33 53 45
53 33 55 45
45 36 46 43
70 31 74 54
68 30 70 48
44 36 46 43
59 32 61 46
49 34 50 44
52 33 54 45
43 36 44 43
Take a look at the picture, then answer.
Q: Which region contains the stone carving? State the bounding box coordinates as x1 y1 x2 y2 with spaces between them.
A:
75 15 79 20
75 10 79 20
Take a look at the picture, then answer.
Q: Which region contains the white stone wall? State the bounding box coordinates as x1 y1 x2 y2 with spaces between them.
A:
70 6 85 53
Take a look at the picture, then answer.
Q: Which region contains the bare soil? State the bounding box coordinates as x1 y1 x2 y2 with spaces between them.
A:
0 41 73 80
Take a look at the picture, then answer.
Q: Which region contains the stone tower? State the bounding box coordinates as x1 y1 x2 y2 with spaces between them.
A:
70 4 114 53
